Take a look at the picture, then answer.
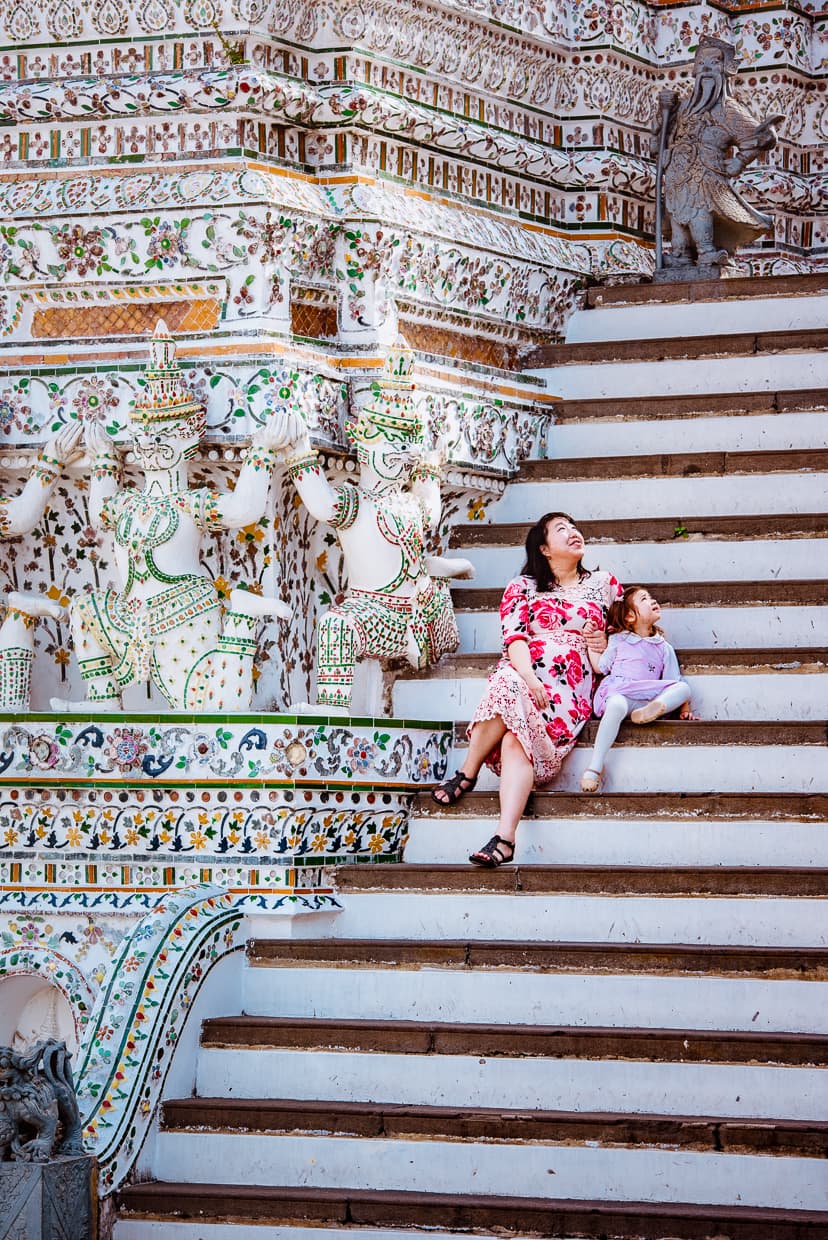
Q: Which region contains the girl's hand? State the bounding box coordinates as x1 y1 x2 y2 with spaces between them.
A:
679 705 698 721
524 674 549 711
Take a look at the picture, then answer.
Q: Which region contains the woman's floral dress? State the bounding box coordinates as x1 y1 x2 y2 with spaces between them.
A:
468 571 623 784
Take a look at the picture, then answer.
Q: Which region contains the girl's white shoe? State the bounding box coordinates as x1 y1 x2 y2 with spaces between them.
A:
631 699 667 724
580 768 602 793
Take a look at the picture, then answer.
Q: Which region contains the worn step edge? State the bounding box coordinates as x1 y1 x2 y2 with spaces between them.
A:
584 274 828 308
452 581 828 609
451 515 828 547
160 1098 828 1156
413 792 828 821
115 1182 828 1238
524 326 828 368
444 720 828 747
199 1017 828 1065
246 939 828 979
544 388 828 422
333 864 828 897
516 447 828 482
398 656 828 683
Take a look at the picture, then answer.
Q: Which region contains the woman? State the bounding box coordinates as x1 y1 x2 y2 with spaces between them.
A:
432 513 622 866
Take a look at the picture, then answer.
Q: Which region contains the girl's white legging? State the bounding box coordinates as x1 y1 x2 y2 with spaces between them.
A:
586 681 692 774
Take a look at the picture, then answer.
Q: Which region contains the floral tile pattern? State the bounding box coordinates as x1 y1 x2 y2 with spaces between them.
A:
0 714 450 786
0 783 414 864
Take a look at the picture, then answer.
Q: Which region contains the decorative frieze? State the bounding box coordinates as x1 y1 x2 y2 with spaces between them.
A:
0 713 450 788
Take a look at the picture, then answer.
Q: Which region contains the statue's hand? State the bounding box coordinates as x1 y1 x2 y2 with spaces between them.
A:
45 420 84 466
754 114 785 149
85 421 117 461
419 434 447 473
724 155 745 177
254 409 311 454
658 88 678 110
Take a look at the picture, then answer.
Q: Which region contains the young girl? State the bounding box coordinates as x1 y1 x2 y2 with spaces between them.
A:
580 585 695 793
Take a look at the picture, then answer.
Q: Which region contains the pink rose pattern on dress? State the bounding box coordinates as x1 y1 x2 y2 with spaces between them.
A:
469 571 622 785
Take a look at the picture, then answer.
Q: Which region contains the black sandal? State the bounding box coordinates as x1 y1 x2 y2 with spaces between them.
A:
469 834 516 868
431 769 477 805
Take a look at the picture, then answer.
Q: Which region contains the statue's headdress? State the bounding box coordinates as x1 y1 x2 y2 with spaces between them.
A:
130 320 207 445
694 36 738 75
346 339 423 446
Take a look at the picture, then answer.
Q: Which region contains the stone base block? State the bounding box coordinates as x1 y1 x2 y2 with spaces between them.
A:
652 263 731 284
0 1154 96 1239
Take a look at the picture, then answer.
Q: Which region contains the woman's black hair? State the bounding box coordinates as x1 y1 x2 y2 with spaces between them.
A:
521 512 590 592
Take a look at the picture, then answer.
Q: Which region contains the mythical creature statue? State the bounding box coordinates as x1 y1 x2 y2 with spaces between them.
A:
0 1039 84 1163
52 321 291 713
651 36 784 274
276 341 474 712
0 422 83 710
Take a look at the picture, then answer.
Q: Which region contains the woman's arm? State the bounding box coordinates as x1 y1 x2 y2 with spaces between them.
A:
500 578 548 709
507 639 548 710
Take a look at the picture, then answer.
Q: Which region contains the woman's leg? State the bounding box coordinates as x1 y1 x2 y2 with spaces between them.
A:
582 694 630 789
464 716 508 778
469 730 534 866
496 731 535 845
433 715 507 804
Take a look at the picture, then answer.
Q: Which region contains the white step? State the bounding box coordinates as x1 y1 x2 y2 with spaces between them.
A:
251 892 828 947
456 744 826 795
198 1046 828 1121
548 410 824 458
456 606 827 653
392 673 825 723
527 351 828 399
490 471 828 520
153 1130 827 1210
565 294 828 343
460 539 826 586
403 817 828 868
242 965 828 1033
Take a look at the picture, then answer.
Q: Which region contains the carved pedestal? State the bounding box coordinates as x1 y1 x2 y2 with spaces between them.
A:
0 1154 96 1239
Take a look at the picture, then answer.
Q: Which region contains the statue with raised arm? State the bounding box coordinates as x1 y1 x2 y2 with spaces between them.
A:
51 321 290 713
277 341 474 713
0 421 83 710
651 36 784 275
0 422 83 541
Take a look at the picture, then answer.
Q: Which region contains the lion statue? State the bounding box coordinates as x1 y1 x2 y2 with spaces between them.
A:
0 1039 84 1162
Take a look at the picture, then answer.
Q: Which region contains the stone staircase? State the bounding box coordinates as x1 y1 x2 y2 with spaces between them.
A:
115 275 828 1239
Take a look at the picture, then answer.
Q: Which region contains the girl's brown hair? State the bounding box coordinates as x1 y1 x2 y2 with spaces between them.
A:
607 585 663 637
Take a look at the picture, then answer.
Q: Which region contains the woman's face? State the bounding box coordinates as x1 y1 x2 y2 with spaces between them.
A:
541 516 585 562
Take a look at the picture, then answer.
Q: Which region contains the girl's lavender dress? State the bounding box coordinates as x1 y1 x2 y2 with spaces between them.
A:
593 632 683 717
